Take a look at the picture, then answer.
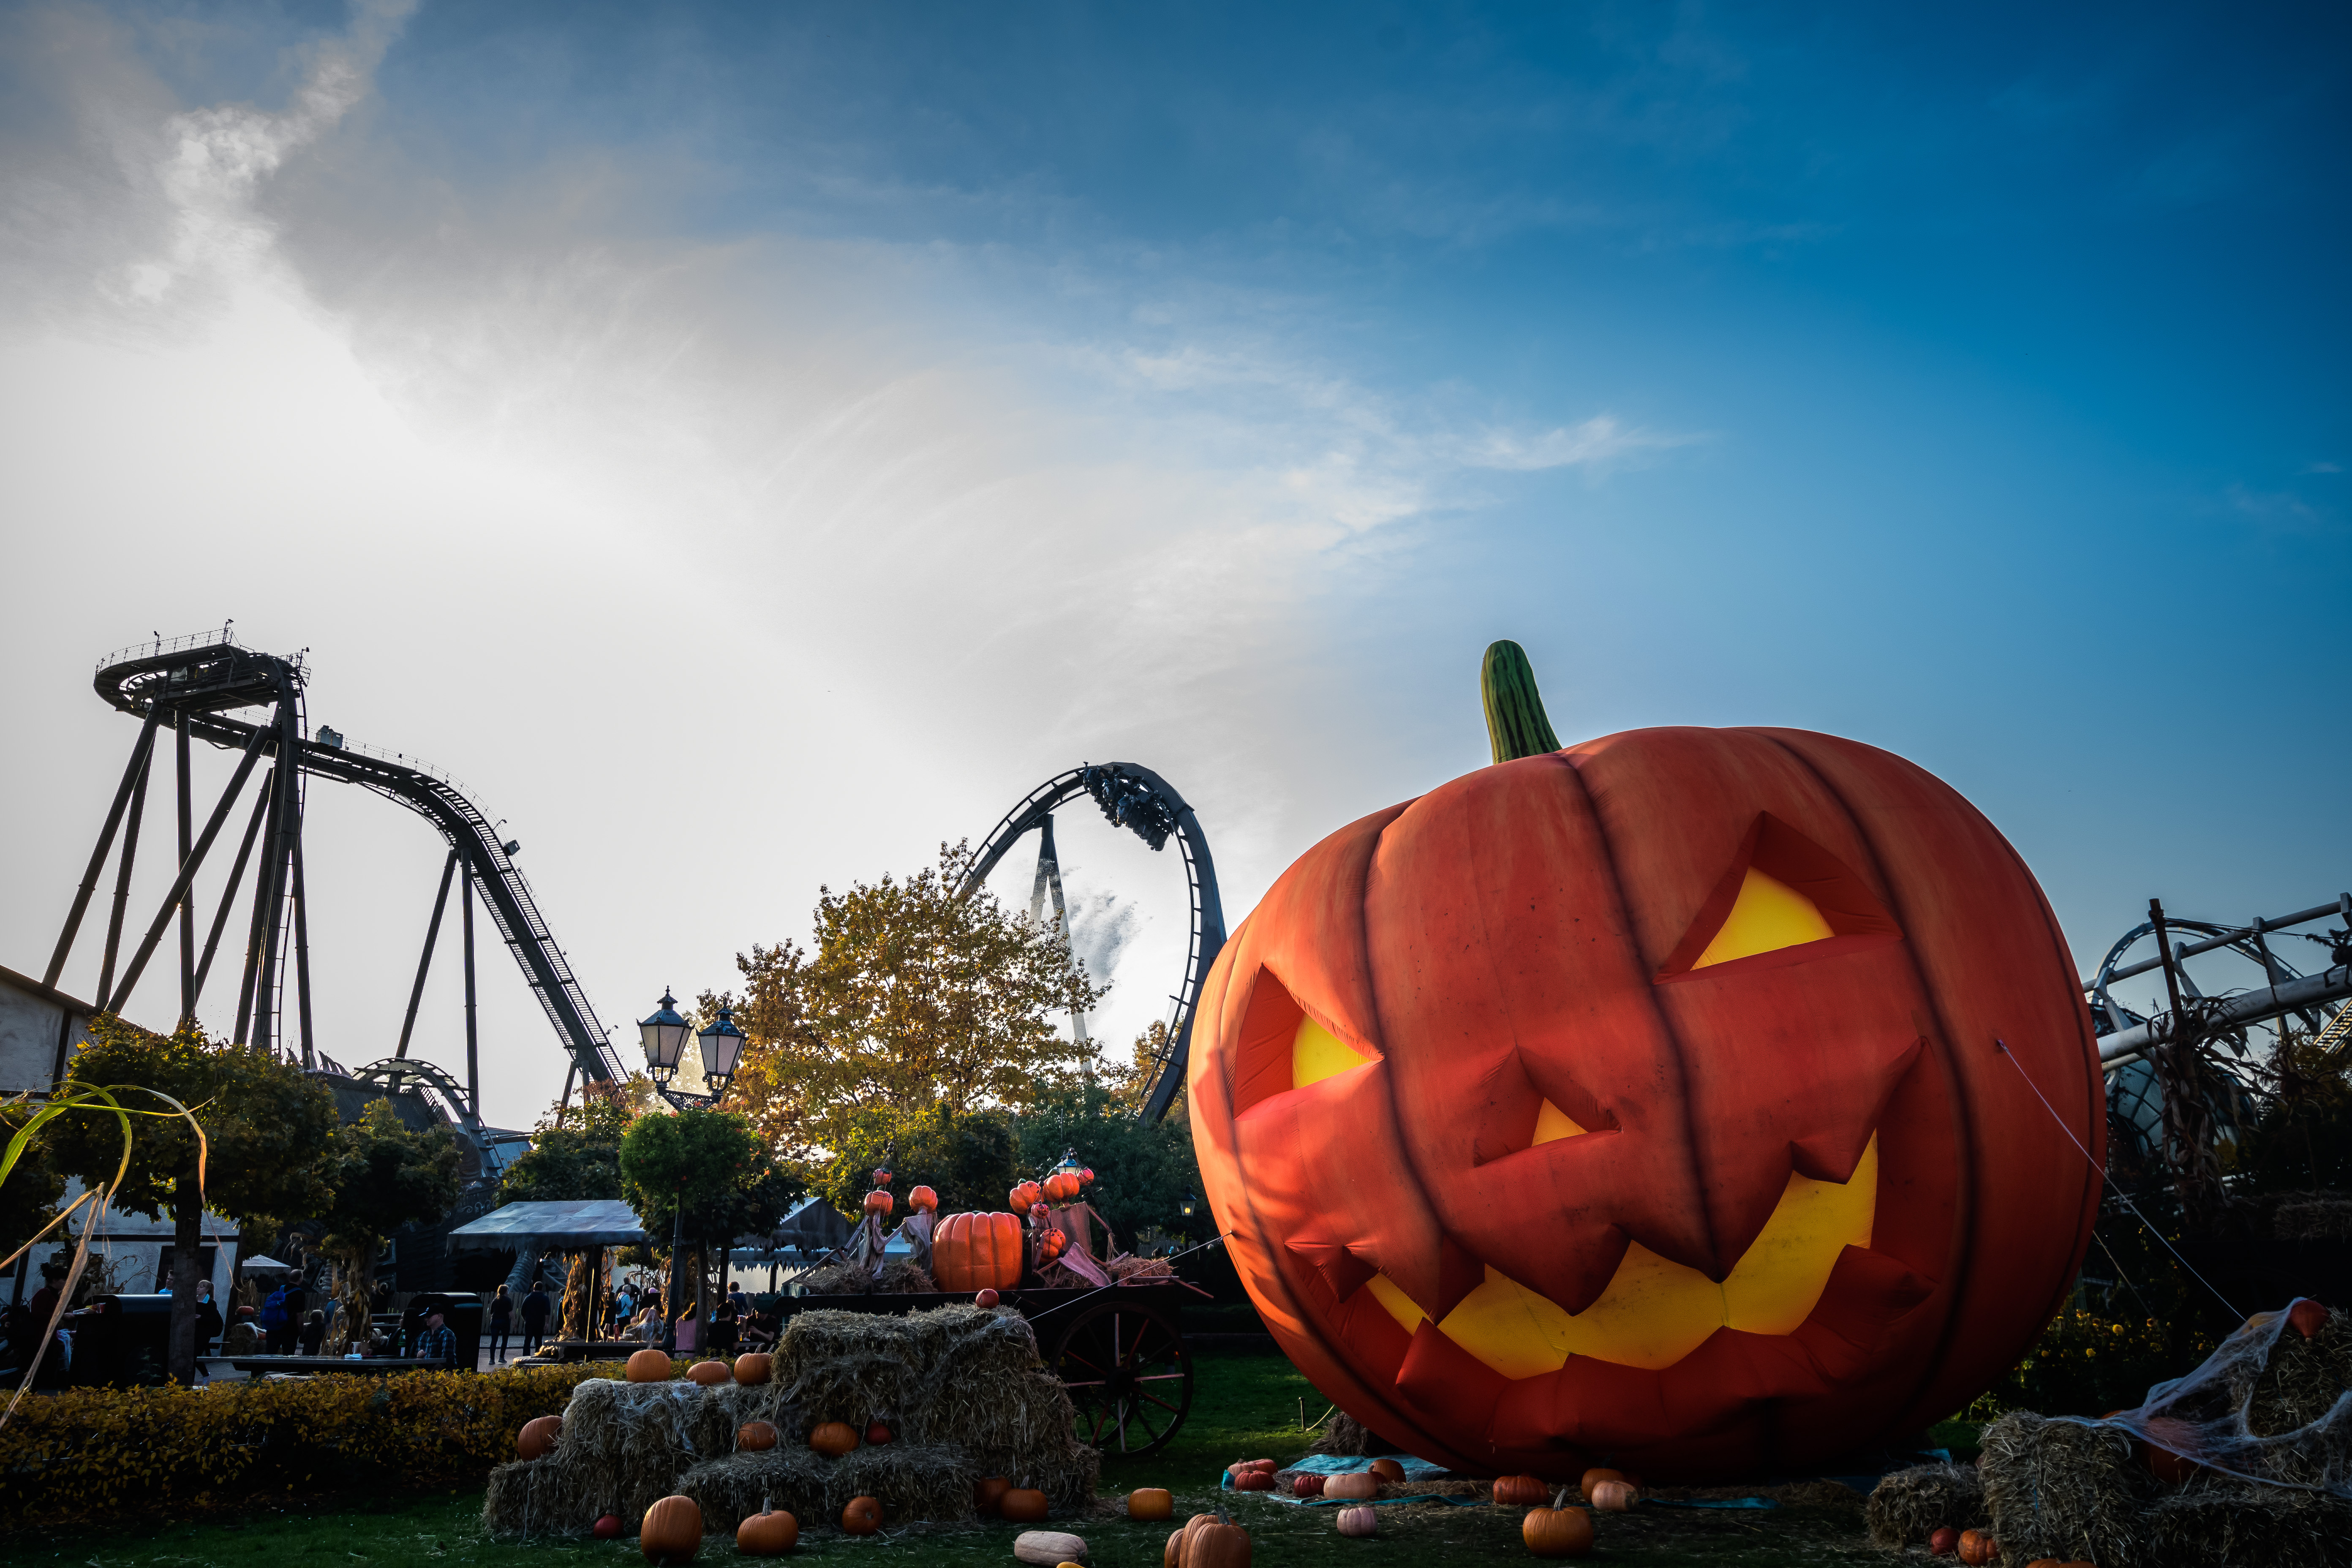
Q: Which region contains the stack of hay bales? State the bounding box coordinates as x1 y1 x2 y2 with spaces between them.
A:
1972 1305 2352 1567
1864 1460 1990 1550
484 1303 1095 1538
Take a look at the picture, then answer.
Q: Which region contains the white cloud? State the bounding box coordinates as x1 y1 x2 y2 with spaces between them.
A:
1464 413 1704 473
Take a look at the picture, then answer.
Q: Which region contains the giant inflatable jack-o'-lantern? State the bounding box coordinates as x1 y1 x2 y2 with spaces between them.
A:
1189 642 2103 1479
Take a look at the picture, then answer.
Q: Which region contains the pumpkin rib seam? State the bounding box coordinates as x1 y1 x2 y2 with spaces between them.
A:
1749 728 1980 1434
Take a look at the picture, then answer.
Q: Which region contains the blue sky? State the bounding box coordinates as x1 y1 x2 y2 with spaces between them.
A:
1 2 2344 1121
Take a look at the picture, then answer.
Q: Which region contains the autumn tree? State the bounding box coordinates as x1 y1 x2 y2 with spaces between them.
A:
43 1017 340 1385
711 841 1102 1165
318 1099 462 1351
812 1102 1019 1220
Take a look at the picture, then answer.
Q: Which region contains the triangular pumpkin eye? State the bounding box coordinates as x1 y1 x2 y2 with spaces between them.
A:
1293 1014 1372 1089
1655 814 1902 983
1691 867 1836 969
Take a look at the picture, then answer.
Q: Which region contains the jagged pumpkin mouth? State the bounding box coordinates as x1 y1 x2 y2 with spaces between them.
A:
1353 1134 1880 1376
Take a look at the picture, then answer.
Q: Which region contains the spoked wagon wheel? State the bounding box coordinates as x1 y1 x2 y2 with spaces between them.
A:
1048 1299 1192 1456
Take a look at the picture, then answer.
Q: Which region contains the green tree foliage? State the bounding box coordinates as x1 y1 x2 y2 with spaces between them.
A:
0 1099 65 1263
318 1100 463 1349
618 1107 793 1245
1015 1078 1203 1247
813 1102 1020 1220
43 1017 340 1383
712 841 1102 1164
619 1106 794 1338
501 1089 635 1204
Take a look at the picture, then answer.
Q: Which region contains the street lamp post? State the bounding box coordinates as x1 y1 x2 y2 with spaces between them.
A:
637 989 751 1352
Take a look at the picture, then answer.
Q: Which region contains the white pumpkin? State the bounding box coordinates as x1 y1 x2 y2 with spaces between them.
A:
1013 1529 1089 1565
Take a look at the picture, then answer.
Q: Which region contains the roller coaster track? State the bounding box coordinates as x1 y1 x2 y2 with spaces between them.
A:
959 763 1225 1124
45 628 623 1090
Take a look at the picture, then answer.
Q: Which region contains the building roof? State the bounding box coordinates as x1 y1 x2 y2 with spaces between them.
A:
445 1198 648 1250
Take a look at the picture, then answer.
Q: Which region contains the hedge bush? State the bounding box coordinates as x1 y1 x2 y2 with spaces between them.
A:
0 1359 654 1527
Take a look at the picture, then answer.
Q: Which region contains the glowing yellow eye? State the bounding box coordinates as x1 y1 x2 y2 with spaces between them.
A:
1690 867 1837 969
1530 1099 1587 1144
1293 1014 1371 1089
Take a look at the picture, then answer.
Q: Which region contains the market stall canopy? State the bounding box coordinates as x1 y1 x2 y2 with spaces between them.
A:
446 1199 648 1252
773 1196 852 1254
240 1254 297 1272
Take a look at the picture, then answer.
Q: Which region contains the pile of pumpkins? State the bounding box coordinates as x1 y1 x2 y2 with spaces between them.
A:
1211 1453 1643 1558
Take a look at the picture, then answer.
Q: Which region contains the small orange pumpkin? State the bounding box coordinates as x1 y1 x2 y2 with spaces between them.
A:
1929 1525 1959 1556
1233 1469 1274 1491
517 1414 561 1460
1956 1530 1998 1566
1129 1487 1174 1520
1010 1179 1043 1210
1182 1512 1252 1568
864 1188 894 1217
1035 1228 1068 1263
1522 1489 1595 1558
1044 1171 1083 1203
975 1476 1012 1516
738 1421 778 1452
1577 1468 1623 1502
908 1184 939 1212
1001 1487 1050 1523
639 1495 704 1564
688 1359 732 1386
1493 1475 1549 1506
1323 1472 1378 1501
808 1421 860 1457
733 1352 773 1386
1336 1503 1378 1538
841 1496 882 1535
1292 1473 1325 1497
1167 1514 1218 1567
626 1348 674 1383
734 1500 797 1556
1369 1458 1405 1483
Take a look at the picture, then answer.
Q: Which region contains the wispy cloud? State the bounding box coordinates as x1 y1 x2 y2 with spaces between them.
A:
1462 413 1705 473
2224 482 2337 536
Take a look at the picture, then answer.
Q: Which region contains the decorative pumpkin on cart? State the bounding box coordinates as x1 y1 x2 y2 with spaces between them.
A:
1187 641 2104 1479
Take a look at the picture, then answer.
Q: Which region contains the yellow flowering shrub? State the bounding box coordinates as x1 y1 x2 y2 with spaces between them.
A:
0 1359 649 1525
1963 1309 2194 1420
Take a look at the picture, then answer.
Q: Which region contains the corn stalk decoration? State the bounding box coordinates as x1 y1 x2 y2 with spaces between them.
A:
0 1084 208 1428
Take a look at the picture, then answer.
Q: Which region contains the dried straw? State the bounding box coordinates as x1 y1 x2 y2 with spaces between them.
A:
1864 1461 1990 1550
484 1302 1094 1538
1309 1410 1405 1458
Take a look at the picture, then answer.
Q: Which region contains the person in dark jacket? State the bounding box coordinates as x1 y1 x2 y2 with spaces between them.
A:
194 1279 223 1356
416 1309 458 1368
520 1282 551 1355
260 1282 295 1355
487 1284 514 1363
297 1309 326 1356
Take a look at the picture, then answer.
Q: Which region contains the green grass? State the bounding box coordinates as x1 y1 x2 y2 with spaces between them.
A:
23 1356 1884 1567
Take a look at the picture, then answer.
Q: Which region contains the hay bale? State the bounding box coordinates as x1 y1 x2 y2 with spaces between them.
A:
1979 1411 2159 1565
798 1257 939 1296
1309 1410 1405 1458
2272 1197 2352 1242
2142 1484 2352 1568
677 1444 836 1530
1865 1461 1990 1550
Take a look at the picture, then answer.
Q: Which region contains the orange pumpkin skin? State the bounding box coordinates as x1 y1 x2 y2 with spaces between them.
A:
1493 1475 1548 1506
908 1185 939 1212
808 1421 860 1457
517 1414 561 1459
974 1476 1012 1516
626 1348 674 1383
738 1421 779 1452
1190 729 2104 1480
735 1507 798 1555
1010 1180 1044 1211
1368 1458 1404 1484
1522 1501 1594 1558
734 1352 773 1386
841 1496 882 1535
1956 1530 1997 1566
1000 1488 1049 1523
933 1212 1026 1292
639 1495 704 1563
1577 1468 1624 1502
688 1360 731 1386
1130 1487 1175 1520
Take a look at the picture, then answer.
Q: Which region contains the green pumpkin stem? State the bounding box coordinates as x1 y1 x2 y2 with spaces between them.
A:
1481 640 1562 764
